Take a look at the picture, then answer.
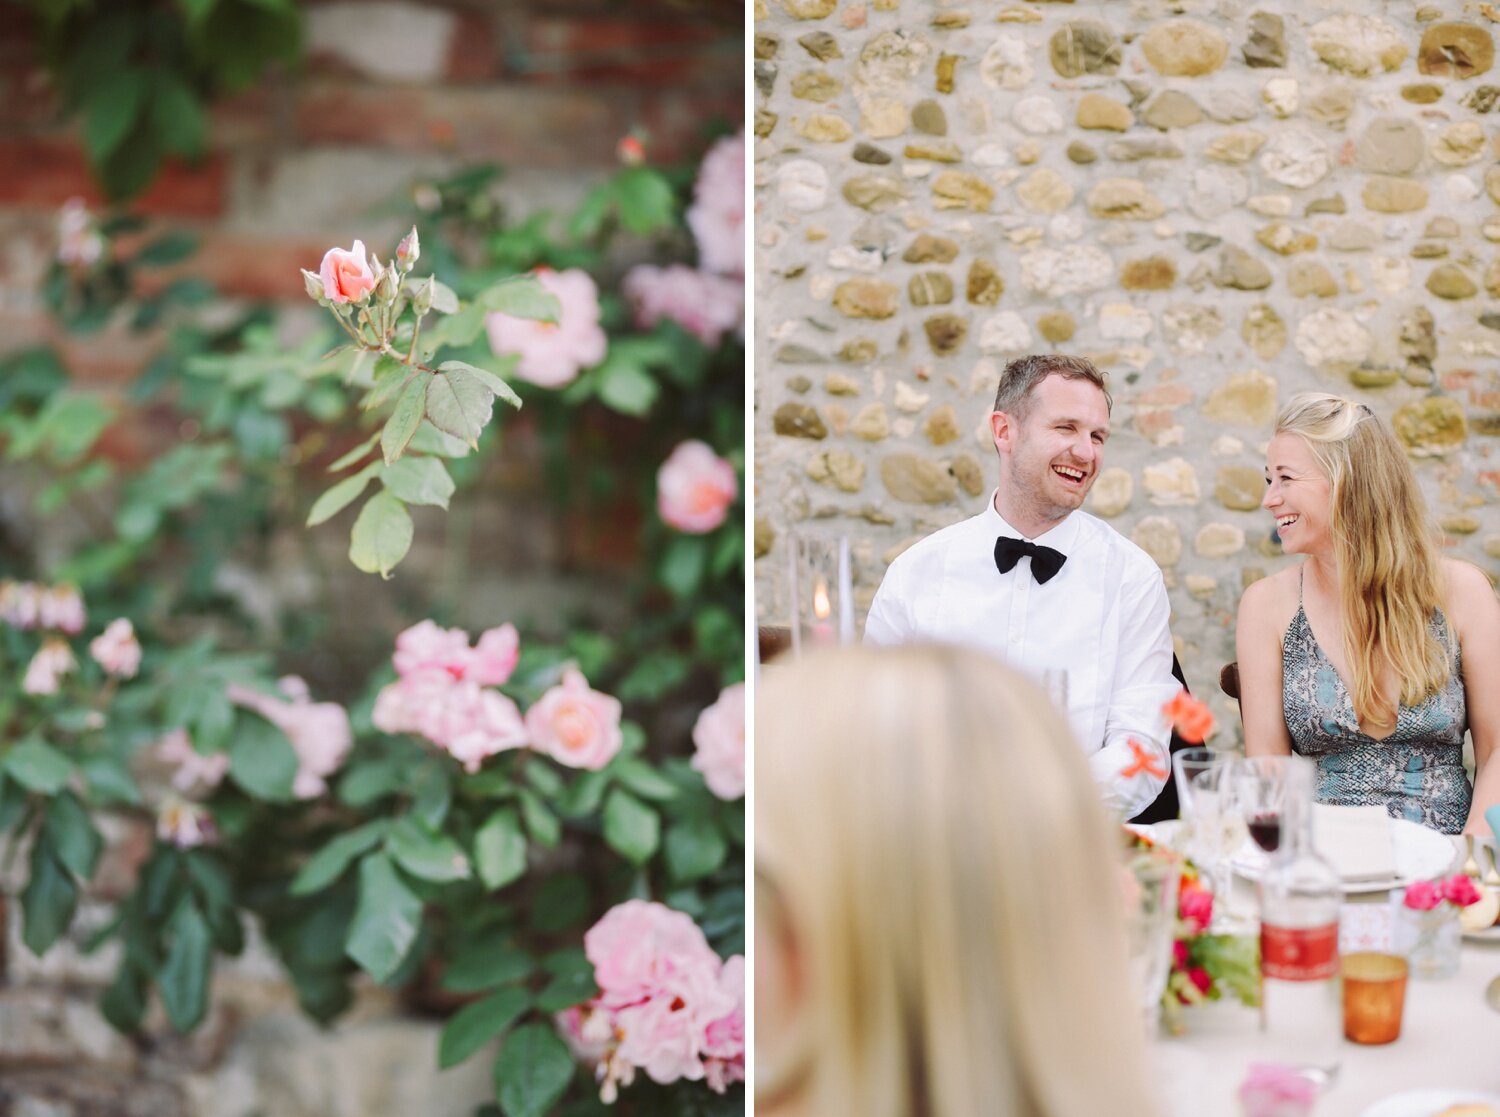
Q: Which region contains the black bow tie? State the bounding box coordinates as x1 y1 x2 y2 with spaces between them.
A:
994 536 1067 585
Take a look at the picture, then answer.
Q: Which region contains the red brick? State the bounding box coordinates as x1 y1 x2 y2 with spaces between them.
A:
124 229 331 303
0 138 227 218
446 7 502 82
516 13 737 85
638 89 744 163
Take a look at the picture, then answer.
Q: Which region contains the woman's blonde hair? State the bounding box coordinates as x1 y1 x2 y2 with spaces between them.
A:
756 644 1158 1117
1275 392 1450 727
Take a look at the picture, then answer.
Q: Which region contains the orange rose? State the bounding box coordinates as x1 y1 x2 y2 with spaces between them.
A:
1163 690 1214 743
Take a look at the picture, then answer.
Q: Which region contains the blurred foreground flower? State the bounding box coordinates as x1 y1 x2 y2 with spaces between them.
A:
90 618 141 679
657 440 738 534
687 132 744 277
23 639 76 695
1164 690 1215 743
57 198 104 267
622 264 742 346
157 797 216 849
526 669 622 771
485 268 605 388
227 678 352 798
692 683 745 800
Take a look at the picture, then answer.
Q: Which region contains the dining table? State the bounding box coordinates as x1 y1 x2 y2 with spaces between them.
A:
1151 834 1500 1117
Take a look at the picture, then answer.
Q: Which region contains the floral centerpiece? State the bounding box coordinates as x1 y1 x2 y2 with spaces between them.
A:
1396 873 1481 979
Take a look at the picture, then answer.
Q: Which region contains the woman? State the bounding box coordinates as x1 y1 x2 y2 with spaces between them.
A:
756 644 1160 1117
1236 393 1499 835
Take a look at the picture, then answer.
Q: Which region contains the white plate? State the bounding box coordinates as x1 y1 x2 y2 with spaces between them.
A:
1360 1088 1500 1117
1230 818 1457 894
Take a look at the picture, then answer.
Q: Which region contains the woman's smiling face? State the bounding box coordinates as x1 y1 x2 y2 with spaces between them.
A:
1263 432 1333 556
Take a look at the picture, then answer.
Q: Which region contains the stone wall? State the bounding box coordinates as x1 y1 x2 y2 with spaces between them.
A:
753 0 1500 734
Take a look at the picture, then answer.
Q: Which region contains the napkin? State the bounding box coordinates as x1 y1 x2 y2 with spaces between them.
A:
1311 804 1396 881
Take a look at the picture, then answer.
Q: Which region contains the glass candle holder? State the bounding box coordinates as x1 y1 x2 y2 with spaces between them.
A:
1342 952 1408 1044
1393 903 1461 980
788 533 853 655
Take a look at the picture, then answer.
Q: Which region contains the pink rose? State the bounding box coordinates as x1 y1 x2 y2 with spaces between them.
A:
525 669 622 770
90 617 141 679
701 955 745 1093
318 240 377 304
444 685 529 773
392 620 473 679
1402 879 1442 911
691 682 745 800
657 441 738 535
1172 939 1190 970
0 582 41 629
1186 967 1213 996
584 899 723 1006
39 585 85 635
226 678 352 799
687 132 744 277
156 729 230 796
467 624 520 687
485 268 606 388
621 264 743 347
1237 1062 1317 1117
1179 883 1214 932
1440 873 1482 908
23 638 76 696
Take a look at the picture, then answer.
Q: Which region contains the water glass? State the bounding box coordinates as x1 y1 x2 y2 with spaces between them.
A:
1125 846 1182 1035
1188 766 1247 924
1172 747 1225 818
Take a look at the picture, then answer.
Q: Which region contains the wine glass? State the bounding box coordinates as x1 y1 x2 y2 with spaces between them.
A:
1124 845 1182 1036
1189 765 1248 928
1172 747 1226 819
1230 755 1307 856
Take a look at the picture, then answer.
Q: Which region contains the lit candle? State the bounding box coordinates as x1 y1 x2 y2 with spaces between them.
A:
812 577 834 644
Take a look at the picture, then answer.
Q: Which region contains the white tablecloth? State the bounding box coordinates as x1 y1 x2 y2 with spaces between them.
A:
1154 838 1500 1117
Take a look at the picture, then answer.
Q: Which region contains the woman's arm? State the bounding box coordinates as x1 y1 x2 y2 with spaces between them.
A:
1448 561 1500 834
1236 574 1295 757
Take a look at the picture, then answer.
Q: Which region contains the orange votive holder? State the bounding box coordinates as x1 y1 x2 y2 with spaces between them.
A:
1342 952 1408 1045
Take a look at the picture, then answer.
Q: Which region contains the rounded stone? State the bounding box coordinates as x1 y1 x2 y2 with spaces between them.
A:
1307 86 1357 126
903 234 959 264
1013 96 1064 135
843 173 911 212
880 453 958 503
978 311 1032 353
1016 168 1075 213
1259 129 1332 189
859 96 909 138
777 160 830 211
1244 11 1287 69
1141 90 1203 130
852 403 890 440
1161 304 1224 355
1077 93 1134 132
1204 368 1278 427
1363 176 1429 213
1133 516 1184 565
1402 82 1444 103
774 402 829 439
1050 20 1121 78
792 71 842 101
1021 245 1113 296
1087 178 1165 220
797 113 852 142
1195 523 1246 559
1098 303 1153 340
857 30 930 89
1089 467 1133 517
834 278 900 318
1392 397 1467 456
781 0 837 18
1213 246 1272 291
1308 14 1408 76
911 99 948 136
924 314 968 355
1439 514 1481 536
1295 308 1373 369
1121 256 1177 290
1215 465 1265 511
1242 304 1287 359
1015 140 1041 165
932 171 995 211
1356 117 1424 175
1037 310 1076 343
1142 458 1201 505
1255 223 1317 255
1206 130 1267 164
981 32 1034 89
796 31 838 60
1418 23 1494 79
853 142 893 165
953 454 985 497
908 271 954 306
967 259 1004 305
1426 264 1478 299
1140 20 1228 77
806 450 866 492
1067 142 1099 165
1432 122 1486 166
1262 77 1299 117
923 404 961 446
754 517 774 558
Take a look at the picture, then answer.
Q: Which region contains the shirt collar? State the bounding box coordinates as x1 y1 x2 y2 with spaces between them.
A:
983 490 1082 557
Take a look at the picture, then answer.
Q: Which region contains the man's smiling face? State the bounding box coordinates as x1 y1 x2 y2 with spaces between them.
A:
992 374 1111 530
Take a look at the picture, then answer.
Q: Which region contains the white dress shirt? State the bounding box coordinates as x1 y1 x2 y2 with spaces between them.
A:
863 494 1179 817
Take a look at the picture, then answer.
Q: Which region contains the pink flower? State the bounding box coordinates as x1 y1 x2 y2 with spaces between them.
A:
585 899 723 1007
618 134 646 166
1179 883 1214 933
318 240 378 304
1403 879 1442 911
485 268 606 388
39 585 85 635
395 227 420 269
691 682 745 800
23 639 76 696
701 955 745 1093
89 618 141 679
1440 873 1482 908
1172 939 1190 970
526 669 622 771
1237 1062 1318 1117
57 198 103 267
621 264 743 347
392 620 473 679
468 624 520 686
0 581 41 629
1186 967 1213 996
687 132 744 277
657 441 738 535
157 797 216 849
156 729 230 796
444 685 529 773
226 678 352 799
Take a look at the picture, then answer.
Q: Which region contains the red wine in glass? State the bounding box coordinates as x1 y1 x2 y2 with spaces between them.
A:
1248 812 1281 852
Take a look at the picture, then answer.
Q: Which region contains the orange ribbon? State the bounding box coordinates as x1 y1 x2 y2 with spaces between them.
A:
1121 737 1168 781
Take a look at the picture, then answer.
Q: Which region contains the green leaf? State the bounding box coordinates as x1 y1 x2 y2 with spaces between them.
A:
474 808 527 891
658 536 708 599
381 374 425 465
290 819 390 897
439 987 531 1069
424 302 486 350
427 278 460 314
494 1024 574 1117
535 967 600 1013
228 718 298 802
157 899 211 1032
381 456 453 509
615 167 677 234
5 738 72 794
135 229 199 268
84 67 149 164
595 354 658 417
385 816 471 883
441 943 535 994
602 789 659 866
349 490 413 579
530 875 589 934
78 754 141 807
665 817 728 883
44 792 103 881
438 360 521 411
345 853 423 983
479 278 561 324
517 789 560 849
101 966 147 1033
22 841 78 956
327 432 380 473
175 0 220 29
425 368 494 448
613 759 679 803
307 462 379 526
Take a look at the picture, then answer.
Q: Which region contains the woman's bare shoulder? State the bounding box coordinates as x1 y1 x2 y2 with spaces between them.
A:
1440 558 1499 618
1239 564 1301 623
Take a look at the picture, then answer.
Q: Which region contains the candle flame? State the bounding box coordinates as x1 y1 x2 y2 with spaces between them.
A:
813 579 831 621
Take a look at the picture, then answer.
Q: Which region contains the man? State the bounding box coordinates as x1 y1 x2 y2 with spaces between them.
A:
864 354 1180 817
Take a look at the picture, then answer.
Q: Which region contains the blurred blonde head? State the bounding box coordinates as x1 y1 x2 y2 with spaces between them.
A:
1274 393 1449 728
755 644 1158 1117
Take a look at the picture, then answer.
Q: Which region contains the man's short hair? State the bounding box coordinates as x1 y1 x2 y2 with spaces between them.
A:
992 355 1111 420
